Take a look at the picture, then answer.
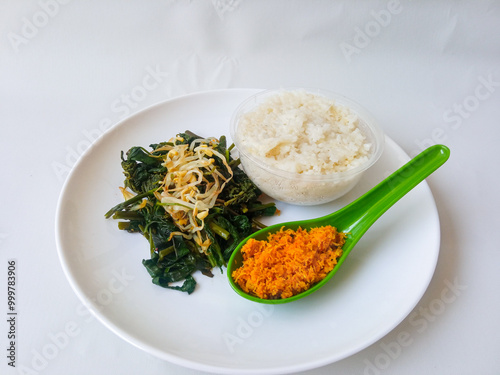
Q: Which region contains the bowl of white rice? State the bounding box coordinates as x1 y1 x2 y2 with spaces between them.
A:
230 88 385 205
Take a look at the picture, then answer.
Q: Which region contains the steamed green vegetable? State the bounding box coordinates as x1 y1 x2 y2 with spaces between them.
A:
105 131 278 294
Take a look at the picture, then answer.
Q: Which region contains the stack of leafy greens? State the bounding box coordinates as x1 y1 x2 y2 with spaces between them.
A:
104 131 277 294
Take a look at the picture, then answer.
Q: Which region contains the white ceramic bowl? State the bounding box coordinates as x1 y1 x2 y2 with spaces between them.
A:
230 88 385 205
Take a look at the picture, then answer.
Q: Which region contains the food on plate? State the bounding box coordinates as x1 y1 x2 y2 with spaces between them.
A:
232 225 346 299
231 88 384 205
238 90 371 174
105 131 278 294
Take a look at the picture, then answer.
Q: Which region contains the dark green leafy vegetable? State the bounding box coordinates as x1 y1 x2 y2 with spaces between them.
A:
105 131 278 294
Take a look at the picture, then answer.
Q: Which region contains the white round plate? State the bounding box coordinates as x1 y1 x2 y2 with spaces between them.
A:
55 89 440 374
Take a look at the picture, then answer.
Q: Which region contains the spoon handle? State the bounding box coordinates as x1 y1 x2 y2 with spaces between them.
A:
335 144 450 236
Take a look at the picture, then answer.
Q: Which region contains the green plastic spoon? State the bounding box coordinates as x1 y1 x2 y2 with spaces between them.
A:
227 144 450 304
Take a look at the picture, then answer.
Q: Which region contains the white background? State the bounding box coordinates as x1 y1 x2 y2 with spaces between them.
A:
1 1 499 374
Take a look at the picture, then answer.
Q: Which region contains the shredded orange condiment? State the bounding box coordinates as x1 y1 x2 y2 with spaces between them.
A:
232 226 346 299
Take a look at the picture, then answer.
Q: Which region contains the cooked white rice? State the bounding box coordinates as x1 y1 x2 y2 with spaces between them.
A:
237 90 371 175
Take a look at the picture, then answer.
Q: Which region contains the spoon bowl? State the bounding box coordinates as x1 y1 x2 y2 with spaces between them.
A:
227 144 450 304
